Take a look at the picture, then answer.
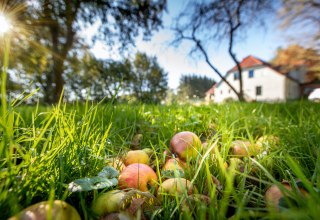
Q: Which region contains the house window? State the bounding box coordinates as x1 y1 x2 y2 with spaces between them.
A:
220 90 223 95
234 72 239 80
256 86 262 96
248 69 254 78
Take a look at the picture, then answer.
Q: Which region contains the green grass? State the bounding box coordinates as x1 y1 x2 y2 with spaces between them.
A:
0 100 319 219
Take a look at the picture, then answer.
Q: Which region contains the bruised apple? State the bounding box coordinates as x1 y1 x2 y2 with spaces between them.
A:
264 181 308 210
157 178 194 198
124 150 149 166
170 131 202 161
9 200 80 220
91 190 126 216
118 163 158 192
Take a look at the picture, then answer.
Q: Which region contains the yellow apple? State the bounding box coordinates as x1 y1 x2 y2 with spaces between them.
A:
231 140 259 157
9 200 80 220
170 131 202 161
118 163 158 192
157 178 194 198
256 135 280 149
124 150 149 166
162 158 186 172
91 190 126 216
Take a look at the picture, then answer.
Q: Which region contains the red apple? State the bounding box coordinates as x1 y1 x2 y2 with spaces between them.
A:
118 163 158 192
124 150 149 166
170 131 202 161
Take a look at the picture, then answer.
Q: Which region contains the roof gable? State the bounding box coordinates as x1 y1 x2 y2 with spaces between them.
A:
227 55 266 73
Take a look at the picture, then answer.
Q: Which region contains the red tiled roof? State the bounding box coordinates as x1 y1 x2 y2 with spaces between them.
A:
227 55 265 73
205 86 215 95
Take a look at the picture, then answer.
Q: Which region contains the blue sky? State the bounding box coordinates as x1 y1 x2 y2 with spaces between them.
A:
91 0 297 90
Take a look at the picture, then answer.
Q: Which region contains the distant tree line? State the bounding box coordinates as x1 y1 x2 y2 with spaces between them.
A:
178 74 215 101
8 51 168 104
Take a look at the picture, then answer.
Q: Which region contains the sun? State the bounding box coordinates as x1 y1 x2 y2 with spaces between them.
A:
0 13 11 35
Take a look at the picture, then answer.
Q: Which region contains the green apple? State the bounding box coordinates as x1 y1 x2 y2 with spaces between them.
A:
9 200 80 220
142 148 154 157
118 163 158 192
124 150 149 166
169 131 202 161
157 178 194 198
91 190 126 216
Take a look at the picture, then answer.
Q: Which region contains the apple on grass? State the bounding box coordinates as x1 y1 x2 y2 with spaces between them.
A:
256 135 280 150
9 200 81 220
91 190 127 216
231 140 260 157
124 150 149 166
118 163 158 192
162 158 186 172
157 178 194 198
264 181 308 210
170 131 202 161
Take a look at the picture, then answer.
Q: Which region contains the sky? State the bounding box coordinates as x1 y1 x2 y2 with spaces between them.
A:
90 0 296 90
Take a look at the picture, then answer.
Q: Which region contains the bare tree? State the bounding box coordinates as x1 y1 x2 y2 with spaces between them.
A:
173 0 273 101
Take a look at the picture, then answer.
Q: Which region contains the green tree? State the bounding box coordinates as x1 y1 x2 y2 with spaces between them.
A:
131 52 168 103
6 0 166 103
64 52 132 102
178 74 215 101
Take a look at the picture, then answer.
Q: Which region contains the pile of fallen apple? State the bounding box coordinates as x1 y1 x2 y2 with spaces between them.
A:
10 131 310 219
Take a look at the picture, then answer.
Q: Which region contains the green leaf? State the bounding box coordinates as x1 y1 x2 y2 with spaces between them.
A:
98 166 119 179
68 166 119 192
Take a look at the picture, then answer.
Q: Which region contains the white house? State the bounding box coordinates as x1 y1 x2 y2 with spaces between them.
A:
209 55 304 103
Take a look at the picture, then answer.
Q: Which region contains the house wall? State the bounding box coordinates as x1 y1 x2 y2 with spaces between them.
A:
288 67 307 83
285 78 301 100
214 66 295 103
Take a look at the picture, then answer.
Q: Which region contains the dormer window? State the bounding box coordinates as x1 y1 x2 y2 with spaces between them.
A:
249 69 254 78
234 72 239 80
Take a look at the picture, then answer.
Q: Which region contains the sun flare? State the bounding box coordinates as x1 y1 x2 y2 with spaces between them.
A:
0 13 11 35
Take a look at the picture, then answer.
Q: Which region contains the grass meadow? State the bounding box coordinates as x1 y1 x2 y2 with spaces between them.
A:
0 100 319 219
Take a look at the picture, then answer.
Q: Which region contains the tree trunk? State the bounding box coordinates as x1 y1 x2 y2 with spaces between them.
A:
53 58 64 103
